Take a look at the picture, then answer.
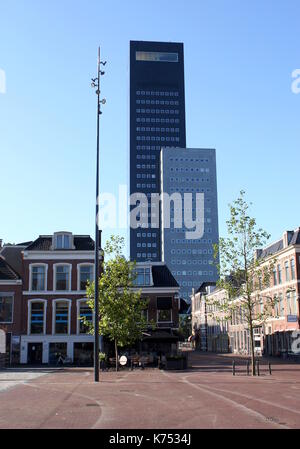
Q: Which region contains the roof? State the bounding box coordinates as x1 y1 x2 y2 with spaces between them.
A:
151 264 179 288
0 257 21 281
25 235 96 251
259 228 300 259
196 282 216 294
179 297 190 314
260 239 283 259
0 245 24 276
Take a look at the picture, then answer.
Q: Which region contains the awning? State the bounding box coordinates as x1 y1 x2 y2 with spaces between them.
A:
142 330 178 341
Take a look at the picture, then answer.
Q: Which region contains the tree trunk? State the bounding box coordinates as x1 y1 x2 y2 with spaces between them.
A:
115 339 118 372
249 321 256 376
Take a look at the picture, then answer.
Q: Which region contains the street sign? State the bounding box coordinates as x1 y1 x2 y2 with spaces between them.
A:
119 355 127 366
287 315 298 323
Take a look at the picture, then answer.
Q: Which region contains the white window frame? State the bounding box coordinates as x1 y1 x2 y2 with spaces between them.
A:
53 263 72 292
76 298 94 335
52 298 72 335
52 232 75 250
0 293 14 324
29 263 48 292
77 263 94 292
27 298 47 335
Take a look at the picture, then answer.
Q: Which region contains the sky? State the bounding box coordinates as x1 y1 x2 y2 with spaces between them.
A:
0 0 299 255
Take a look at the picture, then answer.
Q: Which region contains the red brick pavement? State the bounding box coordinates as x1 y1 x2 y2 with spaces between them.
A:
0 352 300 429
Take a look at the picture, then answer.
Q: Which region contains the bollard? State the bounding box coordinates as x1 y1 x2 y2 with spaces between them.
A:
269 362 272 375
246 360 250 376
232 360 236 376
131 359 134 371
256 359 260 376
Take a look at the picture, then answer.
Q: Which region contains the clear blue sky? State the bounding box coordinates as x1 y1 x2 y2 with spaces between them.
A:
1 0 299 255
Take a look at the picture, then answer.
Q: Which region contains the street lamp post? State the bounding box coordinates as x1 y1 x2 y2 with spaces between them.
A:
91 47 106 382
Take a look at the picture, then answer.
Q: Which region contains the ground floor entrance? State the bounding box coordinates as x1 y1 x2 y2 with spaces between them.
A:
27 343 43 365
20 336 96 365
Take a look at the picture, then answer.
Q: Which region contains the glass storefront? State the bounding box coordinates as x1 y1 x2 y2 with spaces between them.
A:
73 343 93 366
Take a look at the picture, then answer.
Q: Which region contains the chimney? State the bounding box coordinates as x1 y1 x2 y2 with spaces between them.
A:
254 248 262 261
283 231 293 248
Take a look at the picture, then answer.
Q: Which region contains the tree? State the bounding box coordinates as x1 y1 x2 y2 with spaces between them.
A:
86 235 149 371
179 314 192 341
210 191 276 375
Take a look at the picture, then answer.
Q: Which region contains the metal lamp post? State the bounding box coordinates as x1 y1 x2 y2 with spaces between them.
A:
91 47 106 382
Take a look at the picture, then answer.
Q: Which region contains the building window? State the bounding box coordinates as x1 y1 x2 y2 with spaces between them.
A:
0 295 13 323
157 297 172 323
273 269 277 286
274 295 279 316
285 261 290 282
277 265 282 284
54 232 72 249
55 265 71 291
279 294 284 317
291 259 296 280
79 301 93 334
133 267 151 286
31 265 46 291
136 51 179 63
54 301 69 334
79 265 94 291
30 302 45 334
141 308 148 322
157 309 172 322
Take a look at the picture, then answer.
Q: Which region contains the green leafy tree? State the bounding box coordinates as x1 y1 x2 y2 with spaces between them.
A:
85 235 149 371
179 314 192 341
210 191 276 375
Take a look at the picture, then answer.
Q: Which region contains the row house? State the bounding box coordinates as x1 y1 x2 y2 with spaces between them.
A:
258 229 300 356
0 254 23 365
191 283 229 353
191 228 300 357
0 233 180 365
0 232 102 365
133 262 180 355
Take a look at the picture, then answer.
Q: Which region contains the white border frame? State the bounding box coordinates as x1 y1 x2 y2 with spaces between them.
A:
52 298 72 335
27 298 47 335
53 263 72 292
76 298 94 335
29 263 48 292
77 263 94 292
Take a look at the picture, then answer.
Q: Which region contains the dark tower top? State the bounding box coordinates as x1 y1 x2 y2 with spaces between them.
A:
129 40 186 262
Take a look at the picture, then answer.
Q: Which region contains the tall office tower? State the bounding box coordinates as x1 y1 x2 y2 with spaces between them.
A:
130 41 186 262
160 148 219 301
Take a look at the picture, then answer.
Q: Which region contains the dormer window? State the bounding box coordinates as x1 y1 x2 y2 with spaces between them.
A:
133 267 151 286
53 232 73 250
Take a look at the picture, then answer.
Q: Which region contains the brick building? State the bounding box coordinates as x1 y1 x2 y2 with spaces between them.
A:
133 262 180 355
191 283 229 353
0 233 180 365
0 255 23 365
191 228 300 357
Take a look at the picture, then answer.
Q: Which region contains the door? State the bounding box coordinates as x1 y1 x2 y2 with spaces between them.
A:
28 343 43 365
